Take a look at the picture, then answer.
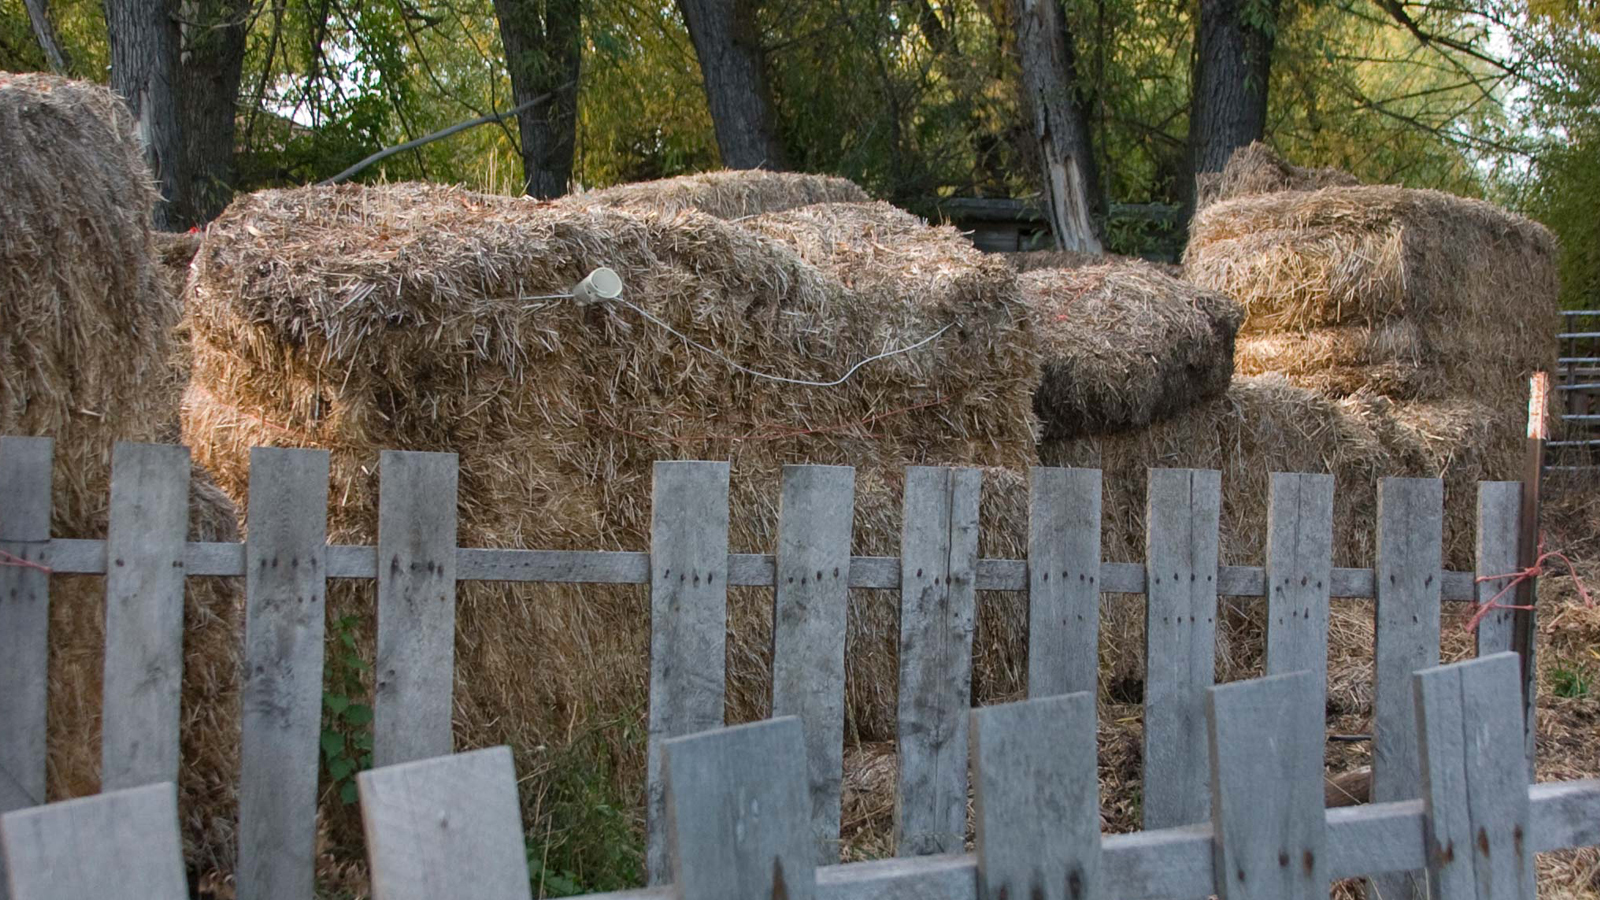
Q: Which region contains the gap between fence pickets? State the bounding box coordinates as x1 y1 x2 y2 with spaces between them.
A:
35 539 1482 601
574 780 1600 900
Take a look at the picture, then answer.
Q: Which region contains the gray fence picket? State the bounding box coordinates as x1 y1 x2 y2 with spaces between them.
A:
0 436 51 837
1142 467 1222 830
971 692 1102 900
0 782 186 900
1414 653 1534 900
1371 476 1445 900
770 464 856 865
1207 671 1328 900
101 443 191 792
895 466 981 856
1264 473 1334 711
357 746 530 900
1027 467 1102 699
663 717 813 900
374 451 459 769
237 447 331 900
645 460 731 885
1473 482 1534 778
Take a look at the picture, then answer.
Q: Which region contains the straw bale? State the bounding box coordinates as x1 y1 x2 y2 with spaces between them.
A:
1021 262 1242 438
182 182 1040 862
1004 249 1184 279
1193 141 1361 210
561 169 868 219
0 72 242 875
1233 322 1429 398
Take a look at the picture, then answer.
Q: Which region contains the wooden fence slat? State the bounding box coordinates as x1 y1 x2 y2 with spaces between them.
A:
645 460 731 885
237 447 331 900
0 436 51 834
1142 467 1222 830
1207 671 1328 900
1027 467 1102 699
1473 482 1533 778
771 464 856 865
357 746 530 900
1264 473 1334 709
1370 476 1445 900
0 782 186 899
373 451 459 769
663 717 814 900
971 692 1102 900
1414 653 1535 900
895 466 981 856
100 443 191 792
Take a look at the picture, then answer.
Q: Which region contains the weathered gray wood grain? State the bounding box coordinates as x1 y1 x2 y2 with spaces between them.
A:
237 447 330 900
1264 474 1334 711
663 717 814 900
1414 653 1534 900
1370 476 1444 900
0 436 51 831
100 443 191 792
357 746 530 900
770 464 855 865
1207 671 1327 900
0 782 186 900
971 692 1102 900
373 451 459 769
1473 482 1534 778
645 460 731 885
1142 467 1222 830
1027 468 1102 699
895 466 981 856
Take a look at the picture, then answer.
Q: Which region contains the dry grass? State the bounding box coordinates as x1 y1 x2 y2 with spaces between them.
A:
1004 249 1184 279
1194 141 1361 211
560 169 868 219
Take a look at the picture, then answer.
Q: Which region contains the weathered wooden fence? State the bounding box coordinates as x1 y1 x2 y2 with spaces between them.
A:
0 435 1562 900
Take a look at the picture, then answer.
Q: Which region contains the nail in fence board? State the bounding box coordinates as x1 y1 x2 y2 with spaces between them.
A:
1142 468 1222 830
1027 468 1102 699
770 465 856 865
357 746 531 900
895 466 981 856
237 448 331 900
374 451 459 769
101 443 191 792
645 460 731 885
1264 474 1334 714
0 782 187 900
1207 671 1328 900
0 436 51 831
971 693 1103 900
1370 477 1444 900
1414 653 1535 900
1473 482 1534 778
663 717 814 900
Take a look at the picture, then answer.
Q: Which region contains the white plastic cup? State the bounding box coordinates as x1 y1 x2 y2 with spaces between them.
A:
572 267 623 304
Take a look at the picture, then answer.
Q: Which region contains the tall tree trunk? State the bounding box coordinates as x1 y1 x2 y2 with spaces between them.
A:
176 0 250 226
492 0 581 198
105 0 183 230
23 0 72 74
1010 0 1103 253
676 0 788 170
1187 0 1278 203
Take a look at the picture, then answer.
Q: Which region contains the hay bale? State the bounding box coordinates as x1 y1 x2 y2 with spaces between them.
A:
561 169 869 219
1022 262 1242 439
1194 141 1361 210
1004 249 1184 279
182 182 1040 862
0 72 242 876
1184 185 1560 410
153 229 202 298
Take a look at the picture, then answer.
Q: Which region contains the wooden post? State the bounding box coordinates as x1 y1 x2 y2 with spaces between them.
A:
1027 467 1101 700
0 436 52 832
1264 473 1334 713
1511 372 1546 771
0 782 187 899
1475 482 1531 780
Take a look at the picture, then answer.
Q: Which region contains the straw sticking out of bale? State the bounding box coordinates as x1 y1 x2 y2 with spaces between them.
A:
1004 249 1184 279
1023 262 1242 438
561 168 869 219
1194 141 1361 210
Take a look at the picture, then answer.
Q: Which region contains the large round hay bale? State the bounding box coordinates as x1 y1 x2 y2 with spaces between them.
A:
1021 262 1242 439
1193 141 1360 211
561 169 869 219
0 72 242 876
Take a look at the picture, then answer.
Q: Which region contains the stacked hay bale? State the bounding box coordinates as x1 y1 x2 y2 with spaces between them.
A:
1003 249 1185 279
181 183 1040 858
560 168 869 219
1193 141 1360 210
0 72 242 875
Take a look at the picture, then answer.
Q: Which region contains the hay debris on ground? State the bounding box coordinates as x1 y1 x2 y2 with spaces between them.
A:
1021 261 1242 439
1194 141 1361 210
559 169 869 219
0 72 241 875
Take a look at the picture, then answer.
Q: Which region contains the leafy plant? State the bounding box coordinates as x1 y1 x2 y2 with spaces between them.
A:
1553 662 1592 699
524 712 645 897
321 614 374 805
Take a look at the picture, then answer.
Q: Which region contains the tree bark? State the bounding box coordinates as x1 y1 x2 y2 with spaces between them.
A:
676 0 788 170
492 0 581 198
176 0 251 225
105 0 183 230
1010 0 1103 253
1188 0 1278 190
22 0 72 74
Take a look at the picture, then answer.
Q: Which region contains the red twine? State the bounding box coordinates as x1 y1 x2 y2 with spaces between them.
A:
1466 535 1591 633
0 549 52 574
